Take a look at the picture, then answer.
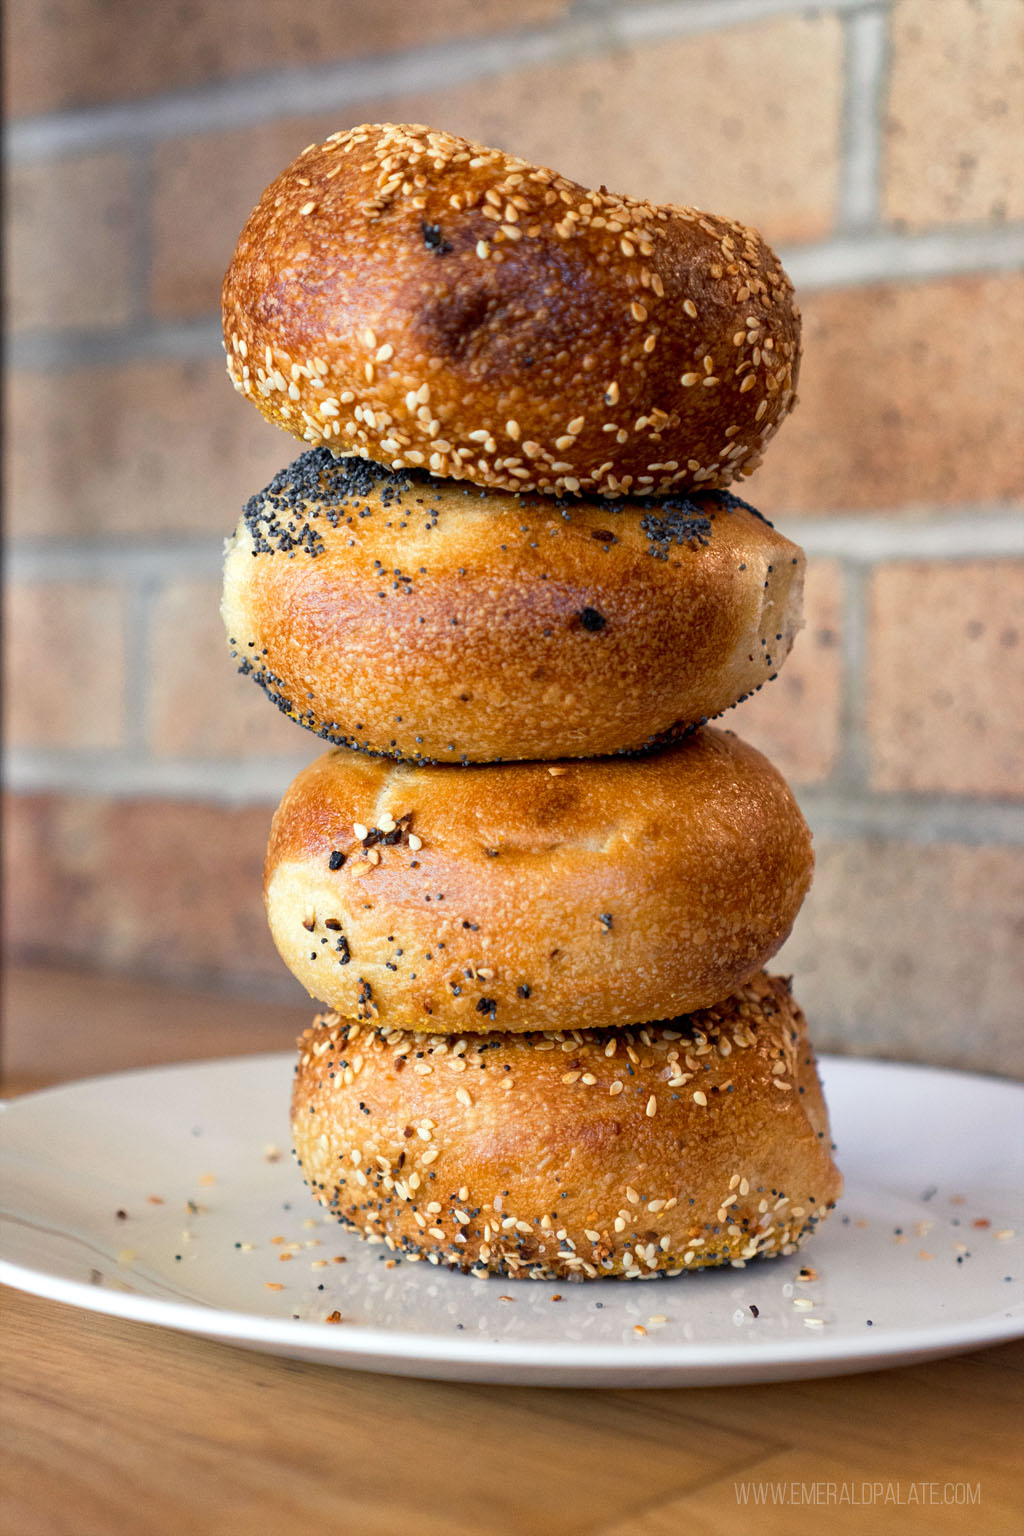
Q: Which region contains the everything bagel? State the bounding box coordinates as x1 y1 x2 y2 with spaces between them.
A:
291 971 841 1278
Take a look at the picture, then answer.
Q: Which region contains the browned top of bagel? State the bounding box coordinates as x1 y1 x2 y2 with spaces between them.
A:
264 728 814 1033
223 122 801 498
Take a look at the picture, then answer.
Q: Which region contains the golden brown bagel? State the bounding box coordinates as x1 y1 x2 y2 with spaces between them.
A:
291 971 841 1278
223 450 805 763
223 122 801 498
264 730 813 1032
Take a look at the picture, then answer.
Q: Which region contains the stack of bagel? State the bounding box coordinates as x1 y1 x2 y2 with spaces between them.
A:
221 123 841 1281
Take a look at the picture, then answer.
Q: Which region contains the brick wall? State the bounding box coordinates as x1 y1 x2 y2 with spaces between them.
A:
5 0 1022 1073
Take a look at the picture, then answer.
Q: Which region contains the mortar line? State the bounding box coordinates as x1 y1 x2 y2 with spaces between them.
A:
834 558 872 796
123 570 159 758
128 140 155 327
836 3 889 232
7 318 223 370
779 221 1024 289
4 0 887 163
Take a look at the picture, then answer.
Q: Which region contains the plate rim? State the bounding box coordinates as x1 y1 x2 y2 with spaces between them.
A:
3 1052 1023 1375
2 1254 1022 1372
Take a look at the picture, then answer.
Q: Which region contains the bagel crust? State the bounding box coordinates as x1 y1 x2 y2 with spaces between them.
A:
223 450 805 763
264 730 813 1033
291 971 841 1279
223 122 801 499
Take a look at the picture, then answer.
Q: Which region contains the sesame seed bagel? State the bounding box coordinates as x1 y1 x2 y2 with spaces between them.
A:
265 729 813 1033
223 122 801 498
223 449 805 763
291 971 841 1280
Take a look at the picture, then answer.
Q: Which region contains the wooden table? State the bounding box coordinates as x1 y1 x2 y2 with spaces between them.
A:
3 967 1022 1535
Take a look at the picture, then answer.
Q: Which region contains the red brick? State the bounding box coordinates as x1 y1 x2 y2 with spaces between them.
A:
5 360 292 540
148 578 316 758
3 792 289 992
868 560 1024 797
392 12 842 245
5 0 572 118
8 153 136 332
4 582 127 749
884 0 1024 230
150 12 842 318
728 559 842 785
753 275 1024 514
150 114 346 319
775 840 1024 1076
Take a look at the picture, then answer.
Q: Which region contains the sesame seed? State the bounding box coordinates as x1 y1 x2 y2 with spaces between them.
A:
299 201 316 216
680 373 700 387
456 1087 472 1107
609 1081 624 1096
683 299 698 319
693 1090 708 1106
646 1096 657 1117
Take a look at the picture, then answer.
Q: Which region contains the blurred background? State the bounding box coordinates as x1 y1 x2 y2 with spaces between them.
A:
4 0 1022 1084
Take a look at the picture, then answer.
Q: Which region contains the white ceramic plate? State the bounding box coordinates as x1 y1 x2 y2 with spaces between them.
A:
2 1054 1021 1386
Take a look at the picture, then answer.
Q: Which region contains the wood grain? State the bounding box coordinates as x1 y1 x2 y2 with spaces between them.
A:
3 966 1023 1534
1 965 309 1097
2 1289 1022 1536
